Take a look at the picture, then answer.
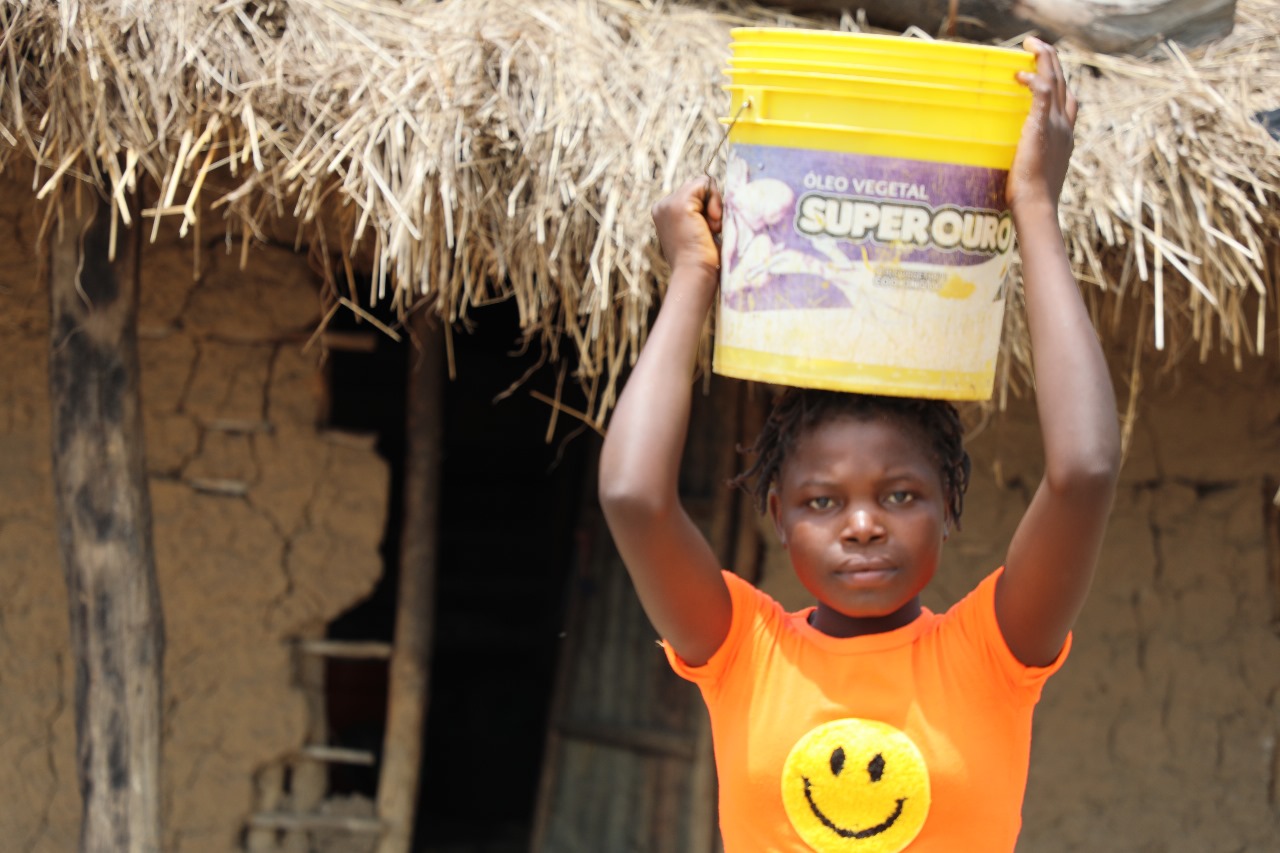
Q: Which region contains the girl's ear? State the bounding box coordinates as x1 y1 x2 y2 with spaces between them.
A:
768 488 787 547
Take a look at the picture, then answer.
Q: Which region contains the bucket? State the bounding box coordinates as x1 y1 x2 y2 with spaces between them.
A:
732 41 1029 89
723 85 1028 141
722 69 1031 115
726 56 1029 95
731 27 1035 68
713 29 1033 400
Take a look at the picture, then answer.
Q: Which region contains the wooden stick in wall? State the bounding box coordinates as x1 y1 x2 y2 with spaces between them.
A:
375 311 445 853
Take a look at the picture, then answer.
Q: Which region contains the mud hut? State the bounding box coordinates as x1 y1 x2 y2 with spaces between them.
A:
0 0 1277 851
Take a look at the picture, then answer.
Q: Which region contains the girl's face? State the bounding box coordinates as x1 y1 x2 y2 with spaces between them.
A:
768 414 948 636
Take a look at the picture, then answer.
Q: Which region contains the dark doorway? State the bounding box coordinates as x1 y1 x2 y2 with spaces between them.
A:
323 297 593 851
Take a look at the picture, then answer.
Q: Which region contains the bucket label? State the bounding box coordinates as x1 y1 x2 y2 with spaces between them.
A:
721 143 1013 310
716 143 1014 396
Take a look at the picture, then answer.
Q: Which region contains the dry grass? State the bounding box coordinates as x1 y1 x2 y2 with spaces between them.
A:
1052 0 1280 389
1 0 1277 425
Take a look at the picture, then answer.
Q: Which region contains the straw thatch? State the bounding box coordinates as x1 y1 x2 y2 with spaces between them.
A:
1036 0 1280 386
1 0 1278 426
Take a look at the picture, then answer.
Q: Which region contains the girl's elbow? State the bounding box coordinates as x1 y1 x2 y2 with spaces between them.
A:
597 447 642 513
1047 449 1121 497
1094 430 1123 482
597 468 634 516
598 476 672 525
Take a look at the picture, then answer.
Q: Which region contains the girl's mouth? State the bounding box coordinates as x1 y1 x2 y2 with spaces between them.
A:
834 564 896 586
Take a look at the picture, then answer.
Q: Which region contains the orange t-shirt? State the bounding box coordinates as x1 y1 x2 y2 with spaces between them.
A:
664 568 1068 853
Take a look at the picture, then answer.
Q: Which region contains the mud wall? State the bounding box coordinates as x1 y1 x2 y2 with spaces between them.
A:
0 166 389 853
757 353 1280 850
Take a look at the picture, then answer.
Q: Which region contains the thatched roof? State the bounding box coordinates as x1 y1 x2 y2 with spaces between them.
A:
2 0 1277 425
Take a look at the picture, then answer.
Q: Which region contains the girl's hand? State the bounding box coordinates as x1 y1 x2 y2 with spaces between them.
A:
651 177 723 278
1007 36 1078 213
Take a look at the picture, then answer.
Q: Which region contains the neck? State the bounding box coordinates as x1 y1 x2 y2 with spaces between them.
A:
808 597 923 638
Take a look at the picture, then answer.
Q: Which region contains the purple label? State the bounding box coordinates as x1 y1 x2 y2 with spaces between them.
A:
722 144 1011 312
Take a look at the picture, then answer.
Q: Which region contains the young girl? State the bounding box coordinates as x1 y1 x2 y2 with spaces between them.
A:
598 37 1120 852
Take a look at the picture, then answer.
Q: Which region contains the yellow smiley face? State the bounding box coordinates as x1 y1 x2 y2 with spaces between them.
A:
781 718 931 853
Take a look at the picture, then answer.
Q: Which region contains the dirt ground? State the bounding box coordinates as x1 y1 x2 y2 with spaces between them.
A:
0 166 389 853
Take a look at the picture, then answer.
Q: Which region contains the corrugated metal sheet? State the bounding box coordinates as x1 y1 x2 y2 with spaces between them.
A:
533 381 755 853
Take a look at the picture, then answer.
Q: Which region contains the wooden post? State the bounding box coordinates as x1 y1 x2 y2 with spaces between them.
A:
48 186 164 852
375 310 444 853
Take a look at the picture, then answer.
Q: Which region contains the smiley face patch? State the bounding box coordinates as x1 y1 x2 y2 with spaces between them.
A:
781 719 931 853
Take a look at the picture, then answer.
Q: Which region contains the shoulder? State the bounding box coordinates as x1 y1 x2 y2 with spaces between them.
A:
720 571 792 645
665 571 785 684
932 568 1071 697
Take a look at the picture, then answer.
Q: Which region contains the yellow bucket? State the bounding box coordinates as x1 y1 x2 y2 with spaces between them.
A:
726 56 1029 95
724 85 1029 144
714 29 1033 400
731 27 1035 67
723 68 1031 111
731 41 1033 77
721 118 1018 171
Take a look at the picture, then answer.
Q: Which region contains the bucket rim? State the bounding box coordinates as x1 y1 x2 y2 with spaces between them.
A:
720 114 1019 151
729 40 1035 71
724 60 1028 92
729 27 1031 61
722 84 1031 121
726 54 1030 76
723 68 1032 106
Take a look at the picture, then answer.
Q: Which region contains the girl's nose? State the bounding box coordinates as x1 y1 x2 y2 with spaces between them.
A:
842 507 886 543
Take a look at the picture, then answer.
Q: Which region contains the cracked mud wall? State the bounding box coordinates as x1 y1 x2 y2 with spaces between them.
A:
1013 354 1280 852
0 166 389 853
758 353 1280 849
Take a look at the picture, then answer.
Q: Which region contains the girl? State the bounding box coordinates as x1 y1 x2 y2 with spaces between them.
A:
598 37 1119 852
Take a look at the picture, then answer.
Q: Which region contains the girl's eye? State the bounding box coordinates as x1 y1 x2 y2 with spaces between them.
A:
807 497 836 510
885 491 914 505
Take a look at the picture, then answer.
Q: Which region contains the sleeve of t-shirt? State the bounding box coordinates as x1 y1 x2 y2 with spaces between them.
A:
946 567 1072 701
662 570 761 689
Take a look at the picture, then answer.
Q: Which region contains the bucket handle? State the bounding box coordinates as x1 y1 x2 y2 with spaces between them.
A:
703 96 754 185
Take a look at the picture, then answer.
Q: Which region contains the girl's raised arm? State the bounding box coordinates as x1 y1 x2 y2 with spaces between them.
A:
997 38 1122 667
598 177 733 667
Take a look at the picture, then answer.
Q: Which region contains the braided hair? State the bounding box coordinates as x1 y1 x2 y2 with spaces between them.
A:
732 388 972 528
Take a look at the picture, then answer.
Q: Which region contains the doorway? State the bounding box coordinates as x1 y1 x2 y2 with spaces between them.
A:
323 297 594 850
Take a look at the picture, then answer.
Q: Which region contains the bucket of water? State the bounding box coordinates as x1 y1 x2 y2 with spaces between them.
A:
713 28 1034 400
